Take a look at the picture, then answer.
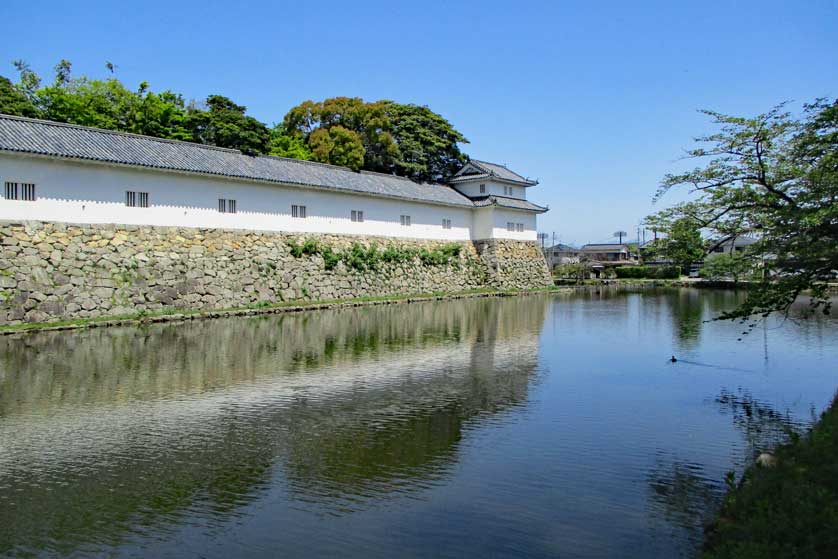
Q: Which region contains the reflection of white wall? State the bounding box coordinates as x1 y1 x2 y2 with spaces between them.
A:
0 333 537 470
451 179 528 200
0 154 540 241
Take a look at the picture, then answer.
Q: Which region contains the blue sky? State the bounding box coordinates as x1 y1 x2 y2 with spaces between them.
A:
2 0 836 245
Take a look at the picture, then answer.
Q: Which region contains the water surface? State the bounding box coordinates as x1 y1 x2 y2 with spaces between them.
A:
1 289 836 558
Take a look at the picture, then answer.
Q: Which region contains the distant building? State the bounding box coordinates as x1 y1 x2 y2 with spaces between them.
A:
706 235 759 257
577 243 638 278
580 243 636 263
544 243 580 268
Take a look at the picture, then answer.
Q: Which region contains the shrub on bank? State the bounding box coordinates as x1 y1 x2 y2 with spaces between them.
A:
702 394 838 558
614 265 681 279
286 239 463 271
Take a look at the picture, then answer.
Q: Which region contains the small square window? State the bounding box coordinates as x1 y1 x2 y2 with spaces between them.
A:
479 184 486 194
219 199 237 213
21 183 35 201
351 210 364 222
126 191 149 207
400 215 411 227
442 218 452 230
292 205 307 218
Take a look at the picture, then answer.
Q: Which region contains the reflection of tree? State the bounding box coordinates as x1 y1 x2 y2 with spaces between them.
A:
670 289 704 347
0 295 549 556
645 387 810 556
647 457 724 550
715 388 802 457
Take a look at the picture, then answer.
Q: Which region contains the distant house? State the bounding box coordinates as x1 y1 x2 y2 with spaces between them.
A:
706 235 759 257
580 243 636 263
544 243 580 268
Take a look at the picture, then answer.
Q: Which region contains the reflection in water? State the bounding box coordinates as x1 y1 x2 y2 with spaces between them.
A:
715 388 805 457
0 297 546 557
0 288 836 558
647 456 723 550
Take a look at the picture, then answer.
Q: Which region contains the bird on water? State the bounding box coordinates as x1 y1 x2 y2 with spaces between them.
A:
670 355 677 363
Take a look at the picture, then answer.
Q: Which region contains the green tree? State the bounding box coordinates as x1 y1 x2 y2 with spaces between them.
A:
381 101 468 182
309 125 365 170
0 75 40 117
269 124 312 160
283 97 468 180
644 217 704 272
127 83 192 141
648 100 838 319
186 95 270 153
701 252 757 284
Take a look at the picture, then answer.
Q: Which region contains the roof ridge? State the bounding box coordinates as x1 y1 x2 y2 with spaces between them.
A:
0 113 243 154
470 158 507 169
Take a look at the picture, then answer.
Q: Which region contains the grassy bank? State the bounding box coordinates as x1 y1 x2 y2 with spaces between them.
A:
703 394 838 558
0 286 567 335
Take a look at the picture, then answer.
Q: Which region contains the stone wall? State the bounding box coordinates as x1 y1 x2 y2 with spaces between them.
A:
474 239 554 289
0 221 552 325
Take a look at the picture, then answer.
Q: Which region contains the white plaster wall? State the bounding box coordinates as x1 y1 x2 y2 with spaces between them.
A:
451 180 528 200
471 206 537 241
0 154 476 241
491 208 537 241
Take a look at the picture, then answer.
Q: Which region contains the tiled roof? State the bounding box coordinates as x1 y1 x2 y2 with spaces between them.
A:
0 114 475 208
450 159 538 186
471 196 548 213
581 244 630 251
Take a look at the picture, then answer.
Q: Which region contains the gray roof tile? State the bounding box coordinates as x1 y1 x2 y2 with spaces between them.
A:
471 196 548 213
0 114 476 208
451 159 537 185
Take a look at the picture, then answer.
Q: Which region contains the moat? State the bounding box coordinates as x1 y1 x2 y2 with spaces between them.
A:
1 289 836 558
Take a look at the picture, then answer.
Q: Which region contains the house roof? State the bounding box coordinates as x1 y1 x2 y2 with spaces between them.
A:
0 114 479 208
470 195 548 213
547 243 579 251
450 159 538 186
581 243 631 252
716 235 759 247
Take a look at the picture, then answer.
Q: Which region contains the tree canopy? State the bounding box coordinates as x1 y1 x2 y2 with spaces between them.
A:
1 60 469 180
282 97 468 180
647 99 838 319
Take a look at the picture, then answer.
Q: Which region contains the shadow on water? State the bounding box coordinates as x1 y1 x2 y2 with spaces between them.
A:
0 296 548 557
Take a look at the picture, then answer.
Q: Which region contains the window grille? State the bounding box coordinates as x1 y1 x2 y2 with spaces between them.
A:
479 184 486 194
21 183 35 201
4 182 17 200
442 218 451 229
400 215 411 226
351 210 364 222
219 199 237 213
292 205 307 218
126 191 149 207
